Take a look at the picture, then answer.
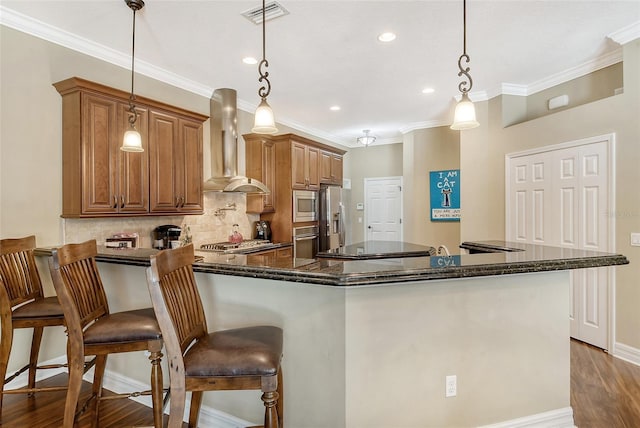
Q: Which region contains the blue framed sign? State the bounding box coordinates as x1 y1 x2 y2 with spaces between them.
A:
430 169 460 221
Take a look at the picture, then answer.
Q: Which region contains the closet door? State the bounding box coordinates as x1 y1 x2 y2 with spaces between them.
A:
507 138 612 349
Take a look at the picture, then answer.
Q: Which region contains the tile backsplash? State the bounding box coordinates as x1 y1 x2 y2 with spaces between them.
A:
63 192 259 249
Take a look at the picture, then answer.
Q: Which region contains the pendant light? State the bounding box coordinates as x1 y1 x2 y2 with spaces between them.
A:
121 0 145 152
357 130 376 147
252 0 278 134
450 0 479 131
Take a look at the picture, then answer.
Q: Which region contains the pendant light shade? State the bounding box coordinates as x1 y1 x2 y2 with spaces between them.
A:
252 0 278 134
121 0 145 152
451 93 479 130
122 128 144 152
252 99 278 134
450 0 479 131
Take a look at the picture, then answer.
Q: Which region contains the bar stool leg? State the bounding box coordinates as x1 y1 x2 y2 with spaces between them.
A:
149 344 163 428
0 319 13 412
27 326 45 394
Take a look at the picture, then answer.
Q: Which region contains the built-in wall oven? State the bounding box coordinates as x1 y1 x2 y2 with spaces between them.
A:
293 190 318 223
293 225 319 259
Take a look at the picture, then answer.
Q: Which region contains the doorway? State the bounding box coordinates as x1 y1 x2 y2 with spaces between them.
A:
506 134 615 349
364 177 403 242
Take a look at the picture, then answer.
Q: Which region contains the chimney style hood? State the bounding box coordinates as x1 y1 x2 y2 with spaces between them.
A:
203 88 270 193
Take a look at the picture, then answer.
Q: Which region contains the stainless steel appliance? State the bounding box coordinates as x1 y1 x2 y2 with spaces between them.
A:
319 185 345 251
152 225 181 250
293 190 318 222
200 239 274 254
293 225 319 259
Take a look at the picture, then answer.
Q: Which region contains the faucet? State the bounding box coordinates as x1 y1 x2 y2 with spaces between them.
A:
437 245 450 256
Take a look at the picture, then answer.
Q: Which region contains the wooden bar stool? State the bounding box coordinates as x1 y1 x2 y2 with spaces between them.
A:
49 239 164 428
0 235 67 412
146 243 284 428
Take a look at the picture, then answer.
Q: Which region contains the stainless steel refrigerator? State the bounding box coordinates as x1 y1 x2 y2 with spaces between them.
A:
319 184 346 251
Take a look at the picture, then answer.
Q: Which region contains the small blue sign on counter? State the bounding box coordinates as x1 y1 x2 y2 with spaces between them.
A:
430 169 460 221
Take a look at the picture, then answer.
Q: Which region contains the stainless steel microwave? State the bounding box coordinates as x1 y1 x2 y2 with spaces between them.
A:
293 190 318 222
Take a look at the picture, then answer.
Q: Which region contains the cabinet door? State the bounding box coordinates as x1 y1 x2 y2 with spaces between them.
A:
307 146 320 190
149 110 180 212
177 118 203 213
320 150 333 183
331 154 343 185
117 103 149 214
81 93 119 214
291 142 308 189
149 112 203 213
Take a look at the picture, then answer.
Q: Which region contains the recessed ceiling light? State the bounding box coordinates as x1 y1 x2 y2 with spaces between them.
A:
330 106 341 111
243 57 258 65
378 32 396 43
422 87 435 94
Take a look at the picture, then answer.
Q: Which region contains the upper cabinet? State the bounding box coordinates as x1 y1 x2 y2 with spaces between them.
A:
245 134 277 214
291 141 320 190
320 150 343 185
148 112 203 214
54 77 207 218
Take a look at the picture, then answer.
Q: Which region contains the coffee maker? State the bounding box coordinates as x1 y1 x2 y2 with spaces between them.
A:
152 225 182 249
254 220 272 241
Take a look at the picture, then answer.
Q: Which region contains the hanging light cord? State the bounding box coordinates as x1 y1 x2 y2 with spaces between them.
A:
128 4 139 127
257 0 271 100
457 0 473 94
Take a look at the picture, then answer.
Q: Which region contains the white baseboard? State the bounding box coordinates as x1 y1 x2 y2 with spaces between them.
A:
6 355 255 428
612 342 640 366
478 407 576 428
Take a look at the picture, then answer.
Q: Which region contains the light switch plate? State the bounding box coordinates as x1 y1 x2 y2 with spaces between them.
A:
631 233 640 247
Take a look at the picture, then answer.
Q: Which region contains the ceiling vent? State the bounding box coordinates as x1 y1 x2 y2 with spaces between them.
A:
242 1 289 24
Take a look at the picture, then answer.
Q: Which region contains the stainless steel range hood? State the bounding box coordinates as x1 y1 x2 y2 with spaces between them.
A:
203 88 270 193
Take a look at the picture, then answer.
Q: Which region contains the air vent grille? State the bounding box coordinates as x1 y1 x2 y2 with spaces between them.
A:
242 1 289 24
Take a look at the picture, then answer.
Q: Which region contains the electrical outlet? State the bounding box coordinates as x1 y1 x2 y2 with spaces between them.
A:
446 375 457 397
631 233 640 247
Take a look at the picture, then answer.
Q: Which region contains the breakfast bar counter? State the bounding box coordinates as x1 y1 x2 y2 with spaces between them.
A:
34 242 628 427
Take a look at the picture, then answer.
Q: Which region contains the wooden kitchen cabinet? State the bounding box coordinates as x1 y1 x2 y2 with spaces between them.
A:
244 135 276 214
244 133 345 244
148 111 204 214
320 150 343 185
291 141 319 190
54 77 206 218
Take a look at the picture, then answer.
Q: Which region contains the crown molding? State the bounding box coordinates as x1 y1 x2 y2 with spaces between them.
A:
608 20 640 45
0 5 213 98
526 47 623 95
399 120 451 134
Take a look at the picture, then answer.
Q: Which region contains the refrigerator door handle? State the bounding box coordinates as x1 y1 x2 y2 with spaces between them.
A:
338 202 346 246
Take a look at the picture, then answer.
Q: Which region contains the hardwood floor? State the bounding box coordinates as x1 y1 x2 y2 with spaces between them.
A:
0 374 185 427
1 339 639 427
571 339 640 427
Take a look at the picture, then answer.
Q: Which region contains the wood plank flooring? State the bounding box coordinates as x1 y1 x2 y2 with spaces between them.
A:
1 339 639 427
571 339 640 427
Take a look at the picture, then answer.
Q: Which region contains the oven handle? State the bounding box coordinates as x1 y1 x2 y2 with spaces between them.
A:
294 235 318 241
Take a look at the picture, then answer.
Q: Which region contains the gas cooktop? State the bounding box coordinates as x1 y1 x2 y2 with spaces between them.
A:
199 239 274 254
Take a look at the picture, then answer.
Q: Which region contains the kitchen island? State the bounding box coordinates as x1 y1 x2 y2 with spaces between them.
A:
34 242 628 427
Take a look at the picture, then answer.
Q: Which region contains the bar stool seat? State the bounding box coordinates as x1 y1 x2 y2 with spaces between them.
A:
49 239 164 428
1 236 67 415
12 296 64 320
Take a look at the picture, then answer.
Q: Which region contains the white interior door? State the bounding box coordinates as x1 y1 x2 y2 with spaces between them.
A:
506 135 614 349
364 177 403 242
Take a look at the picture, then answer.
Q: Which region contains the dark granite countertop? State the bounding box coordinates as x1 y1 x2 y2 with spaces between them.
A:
316 241 436 260
35 240 629 287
